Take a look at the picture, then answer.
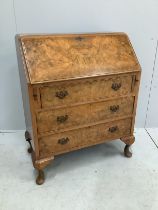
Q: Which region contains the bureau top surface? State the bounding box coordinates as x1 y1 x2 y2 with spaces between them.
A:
18 33 141 84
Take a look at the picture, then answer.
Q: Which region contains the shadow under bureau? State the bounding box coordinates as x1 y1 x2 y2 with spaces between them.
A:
15 33 141 185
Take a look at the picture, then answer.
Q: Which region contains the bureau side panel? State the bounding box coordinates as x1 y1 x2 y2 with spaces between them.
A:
131 72 141 133
15 35 39 158
15 36 31 132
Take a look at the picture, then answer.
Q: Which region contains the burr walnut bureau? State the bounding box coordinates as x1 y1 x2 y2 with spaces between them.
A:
15 33 141 185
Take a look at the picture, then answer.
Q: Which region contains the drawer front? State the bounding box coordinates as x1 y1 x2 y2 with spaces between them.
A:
39 118 132 157
40 75 133 108
37 97 134 133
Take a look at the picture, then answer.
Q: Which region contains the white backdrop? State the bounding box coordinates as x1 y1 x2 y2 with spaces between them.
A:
0 0 158 129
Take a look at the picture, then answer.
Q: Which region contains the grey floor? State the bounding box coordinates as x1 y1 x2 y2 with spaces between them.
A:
0 128 158 210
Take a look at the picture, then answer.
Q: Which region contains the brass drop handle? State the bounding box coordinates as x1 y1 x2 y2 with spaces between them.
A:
57 115 68 123
111 83 121 91
110 105 119 112
108 126 118 133
56 90 68 99
58 137 69 145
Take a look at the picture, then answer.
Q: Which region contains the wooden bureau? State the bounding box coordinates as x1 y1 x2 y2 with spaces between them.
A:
15 33 141 185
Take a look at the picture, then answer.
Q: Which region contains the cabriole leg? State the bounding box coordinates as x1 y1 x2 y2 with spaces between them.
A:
25 131 54 185
36 170 45 185
124 145 132 158
120 135 135 158
33 156 54 185
25 131 33 153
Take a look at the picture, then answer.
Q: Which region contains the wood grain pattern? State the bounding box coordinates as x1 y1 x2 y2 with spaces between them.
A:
39 118 132 158
40 75 133 108
20 33 141 84
37 97 134 134
16 32 141 184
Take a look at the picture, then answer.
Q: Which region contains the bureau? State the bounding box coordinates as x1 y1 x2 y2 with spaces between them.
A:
15 33 141 185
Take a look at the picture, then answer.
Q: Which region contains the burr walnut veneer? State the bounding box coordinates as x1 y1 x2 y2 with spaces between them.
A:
15 33 141 185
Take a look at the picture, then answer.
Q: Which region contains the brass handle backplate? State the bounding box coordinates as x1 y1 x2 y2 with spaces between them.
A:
108 126 118 133
58 137 69 145
56 90 68 99
57 115 68 123
110 105 119 112
111 83 121 91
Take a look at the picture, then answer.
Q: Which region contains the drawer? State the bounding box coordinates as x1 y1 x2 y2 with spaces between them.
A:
39 118 132 157
40 75 133 108
37 97 134 133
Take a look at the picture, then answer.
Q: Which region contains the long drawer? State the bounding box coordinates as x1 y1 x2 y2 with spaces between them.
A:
40 75 133 108
36 97 134 134
39 118 132 157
